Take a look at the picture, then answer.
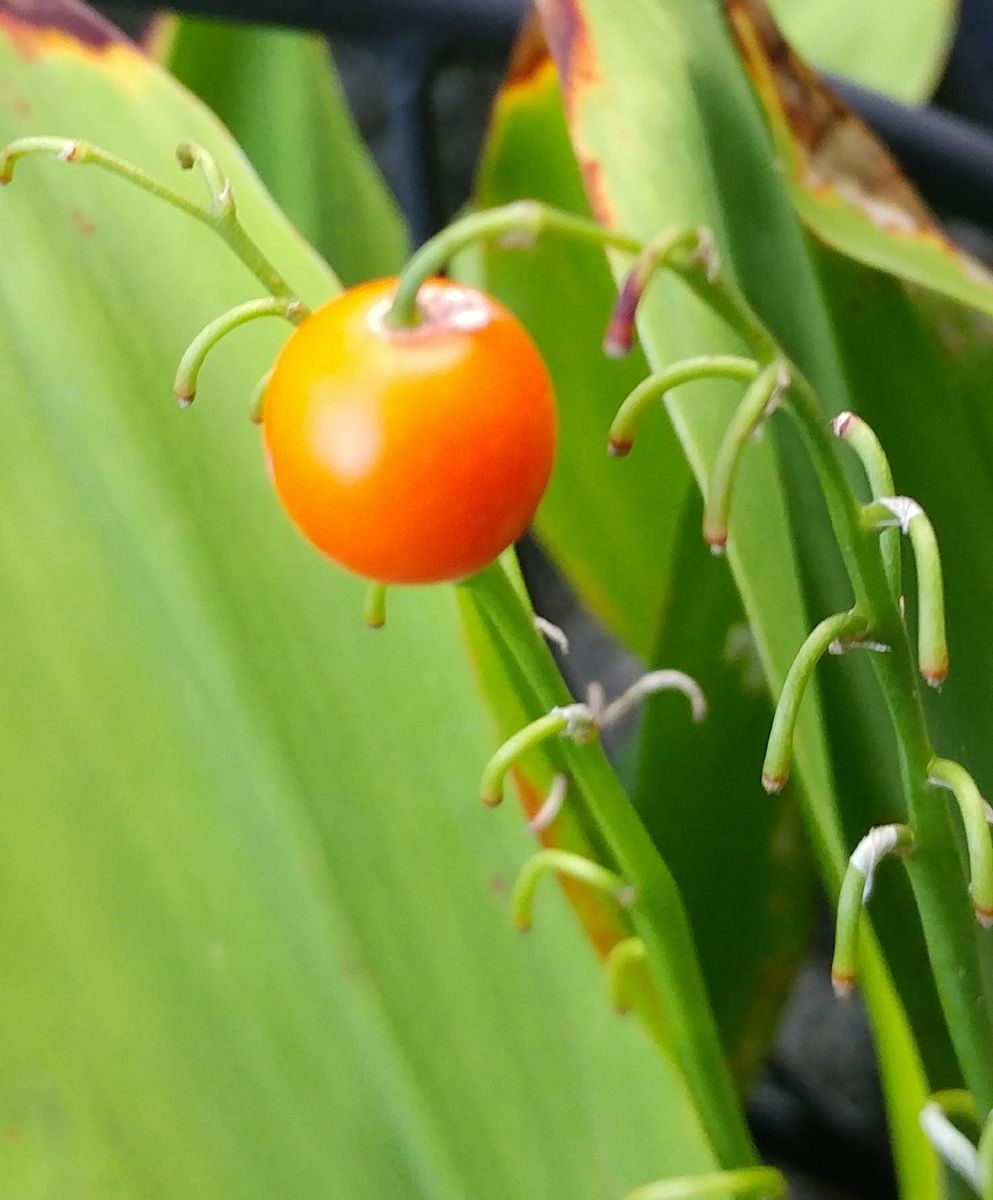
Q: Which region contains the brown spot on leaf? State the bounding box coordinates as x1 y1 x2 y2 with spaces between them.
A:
68 206 94 235
0 0 128 53
533 0 615 225
723 0 957 245
577 152 614 226
535 0 598 124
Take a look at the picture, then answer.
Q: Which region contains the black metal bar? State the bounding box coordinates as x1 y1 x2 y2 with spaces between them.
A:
833 77 993 230
108 0 525 53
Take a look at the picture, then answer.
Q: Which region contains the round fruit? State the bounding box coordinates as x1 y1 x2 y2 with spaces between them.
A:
262 277 557 585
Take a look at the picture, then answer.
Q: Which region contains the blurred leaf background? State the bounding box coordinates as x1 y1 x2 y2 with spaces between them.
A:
2 0 992 1197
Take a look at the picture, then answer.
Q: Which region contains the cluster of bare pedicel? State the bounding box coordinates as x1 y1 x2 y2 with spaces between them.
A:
3 132 991 1200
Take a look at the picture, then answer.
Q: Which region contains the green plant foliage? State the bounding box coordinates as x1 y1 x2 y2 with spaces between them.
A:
533 0 941 1192
464 48 690 658
160 14 408 284
766 0 956 103
465 37 813 1090
633 494 812 1086
0 6 725 1195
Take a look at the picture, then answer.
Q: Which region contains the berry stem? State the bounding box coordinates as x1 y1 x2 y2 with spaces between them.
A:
384 201 642 330
0 136 300 305
174 298 304 406
607 355 759 457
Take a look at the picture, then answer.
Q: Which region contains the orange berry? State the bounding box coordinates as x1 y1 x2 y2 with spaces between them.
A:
262 277 556 585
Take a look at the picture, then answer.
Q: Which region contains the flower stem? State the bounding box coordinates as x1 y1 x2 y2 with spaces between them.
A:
762 609 867 793
612 214 993 1115
608 355 759 457
0 136 301 305
833 412 901 598
702 361 790 552
479 704 596 807
831 824 914 997
510 849 631 933
174 297 303 406
463 560 756 1168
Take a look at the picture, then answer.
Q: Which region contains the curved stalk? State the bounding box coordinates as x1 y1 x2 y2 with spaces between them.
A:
832 824 914 997
833 412 901 598
703 361 790 552
385 201 642 330
0 136 301 304
762 609 867 793
174 298 303 405
479 704 596 807
921 1100 982 1194
608 355 759 457
605 207 993 1114
684 262 993 1118
510 849 632 933
624 1167 786 1200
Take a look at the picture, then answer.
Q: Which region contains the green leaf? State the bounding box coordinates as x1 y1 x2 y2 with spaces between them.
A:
765 0 956 103
464 39 810 1084
535 0 939 1193
634 492 812 1086
0 5 724 1195
160 13 409 283
462 45 691 657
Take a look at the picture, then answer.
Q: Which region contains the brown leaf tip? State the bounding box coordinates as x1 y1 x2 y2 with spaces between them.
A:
607 438 632 458
0 0 129 53
505 11 553 90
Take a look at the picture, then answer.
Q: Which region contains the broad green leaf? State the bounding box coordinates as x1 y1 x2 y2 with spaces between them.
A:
0 4 725 1196
159 13 408 284
728 0 993 320
765 0 956 103
463 42 691 657
464 30 810 1085
534 1 939 1193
